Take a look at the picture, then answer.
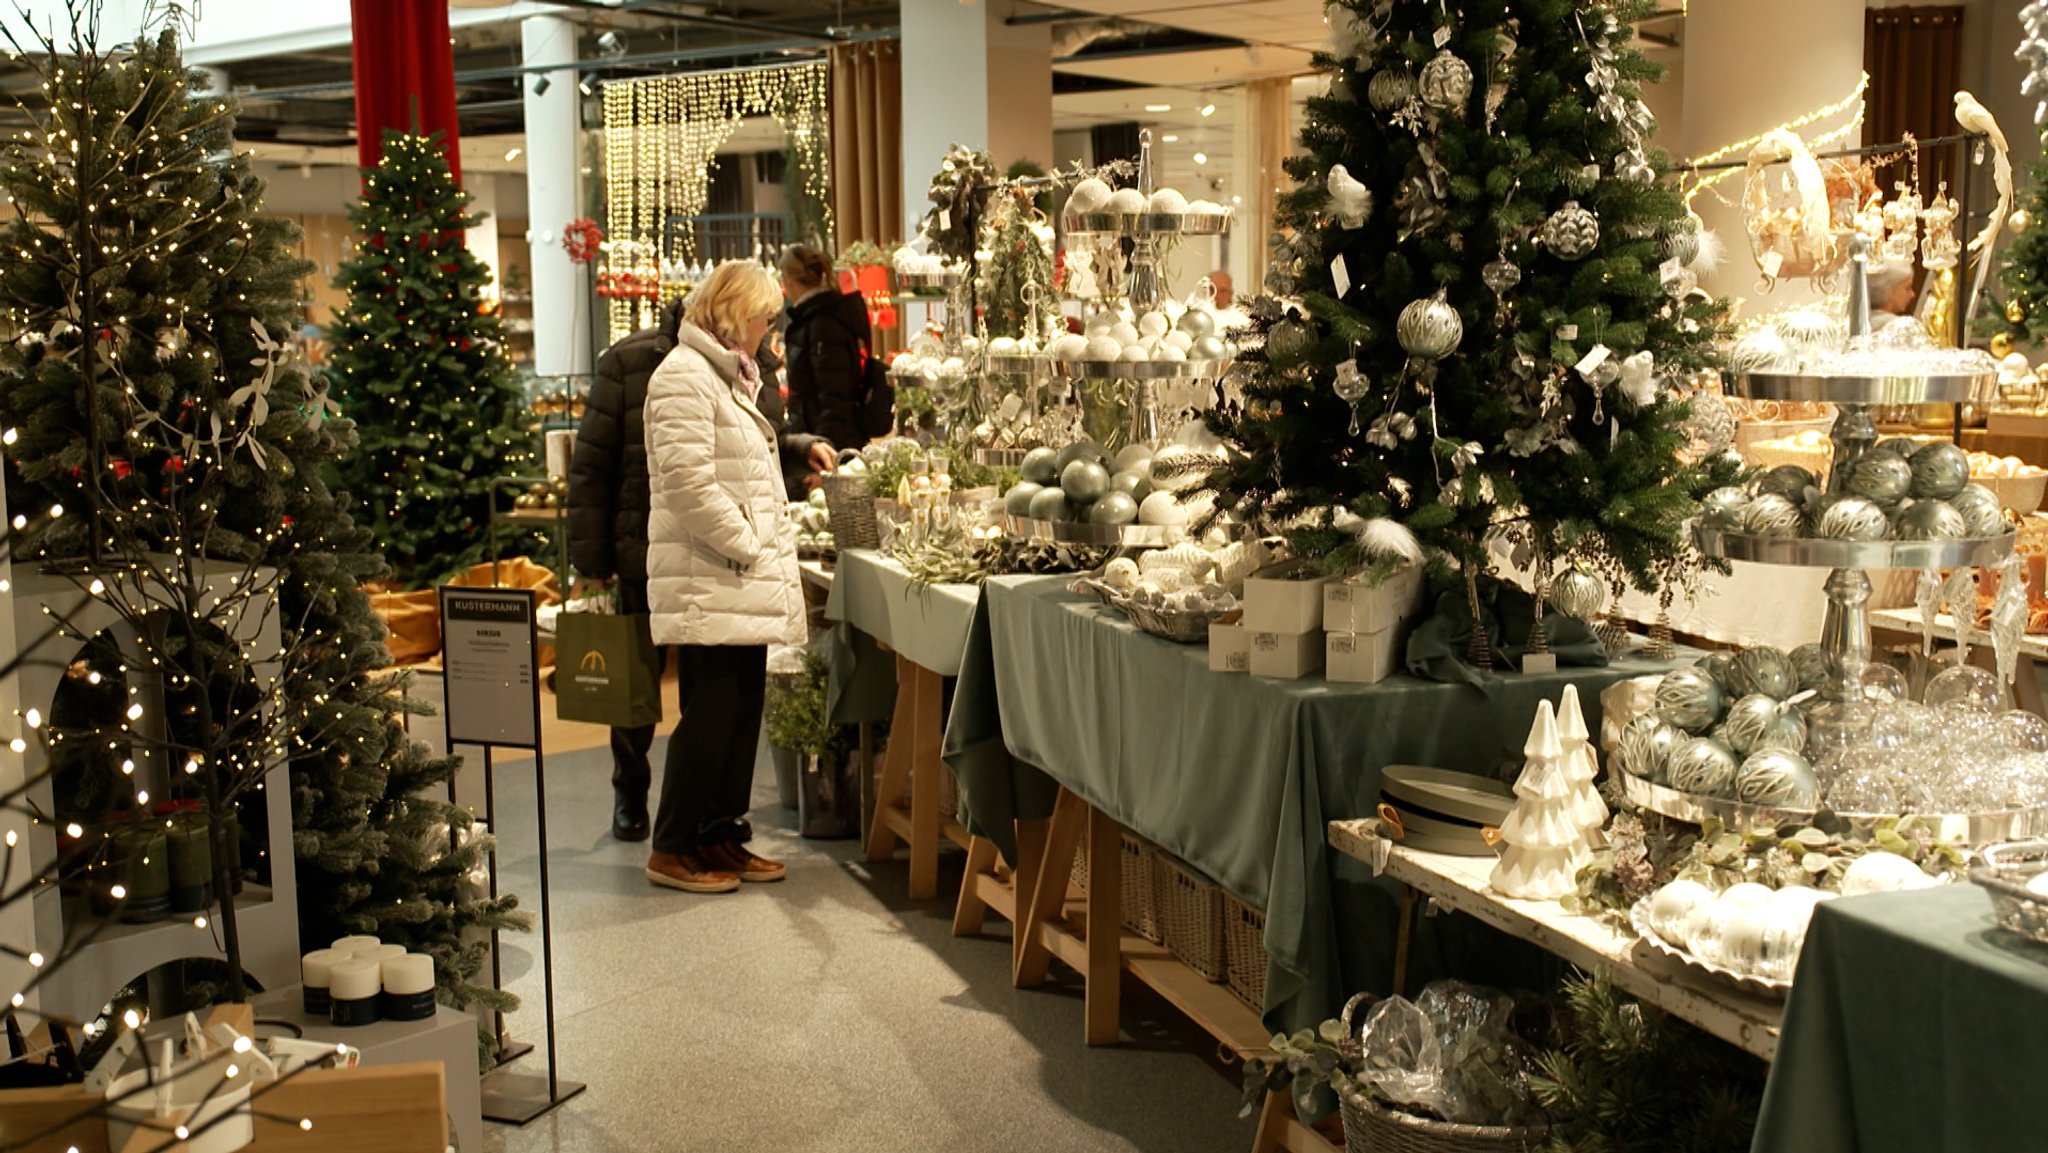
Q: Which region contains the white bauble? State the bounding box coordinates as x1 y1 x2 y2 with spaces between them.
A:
1101 558 1140 588
1052 334 1090 361
1649 879 1716 945
1083 335 1123 361
1721 882 1774 908
1187 199 1225 215
1109 322 1141 347
1139 490 1191 525
1839 851 1938 896
1147 187 1189 214
986 336 1022 357
1164 331 1195 352
1139 311 1171 339
1114 444 1155 474
1067 178 1113 214
1106 187 1147 213
1155 343 1188 363
1119 344 1151 362
1086 310 1116 334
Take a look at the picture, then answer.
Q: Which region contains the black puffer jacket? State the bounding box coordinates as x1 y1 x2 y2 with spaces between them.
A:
569 301 820 612
783 287 874 451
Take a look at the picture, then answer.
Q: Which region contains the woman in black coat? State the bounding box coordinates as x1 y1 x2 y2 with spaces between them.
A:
778 244 877 452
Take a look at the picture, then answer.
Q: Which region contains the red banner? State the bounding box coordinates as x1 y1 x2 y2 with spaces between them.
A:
349 0 462 180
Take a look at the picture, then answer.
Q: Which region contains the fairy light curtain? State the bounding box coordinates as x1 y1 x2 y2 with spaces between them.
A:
600 62 831 341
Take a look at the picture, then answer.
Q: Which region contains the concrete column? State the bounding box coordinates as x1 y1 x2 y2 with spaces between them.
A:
521 14 587 378
1683 0 1864 306
901 0 990 240
987 1 1053 173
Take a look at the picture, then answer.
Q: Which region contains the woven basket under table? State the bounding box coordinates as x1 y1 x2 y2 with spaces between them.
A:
1222 894 1267 1012
937 765 960 821
822 472 880 551
1156 854 1228 982
1118 832 1162 943
1334 993 1546 1153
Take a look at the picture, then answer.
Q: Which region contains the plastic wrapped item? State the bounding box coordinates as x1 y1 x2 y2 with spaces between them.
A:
1351 980 1541 1127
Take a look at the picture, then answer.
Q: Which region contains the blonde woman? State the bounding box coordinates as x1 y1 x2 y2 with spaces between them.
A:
640 261 807 893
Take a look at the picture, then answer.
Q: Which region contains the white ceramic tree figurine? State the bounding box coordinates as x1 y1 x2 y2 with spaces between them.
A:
1490 699 1591 900
1556 684 1611 844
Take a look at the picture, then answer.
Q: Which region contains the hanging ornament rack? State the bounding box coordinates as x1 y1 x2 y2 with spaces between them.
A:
1698 236 2008 756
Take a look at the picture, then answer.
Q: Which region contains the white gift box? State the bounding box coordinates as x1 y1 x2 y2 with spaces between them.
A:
1243 561 1334 634
1326 626 1403 685
1208 621 1250 673
1248 629 1324 679
1323 565 1425 635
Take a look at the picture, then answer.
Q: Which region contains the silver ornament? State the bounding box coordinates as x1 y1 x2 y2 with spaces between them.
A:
1700 486 1752 530
1734 749 1819 807
1872 437 1925 458
1619 715 1678 782
1396 290 1464 360
1668 225 1702 267
1190 334 1230 361
1789 643 1831 693
1683 392 1738 457
1733 646 1797 700
1815 496 1891 542
1481 258 1522 296
1753 711 1809 756
1177 309 1216 340
1893 499 1966 540
1542 200 1601 260
1367 69 1416 113
1268 317 1314 364
1700 651 1741 694
1417 50 1473 114
1332 358 1371 403
1757 464 1818 502
1667 736 1740 798
1549 566 1606 619
1845 455 1912 505
2012 208 2034 234
1907 441 1970 500
1954 493 2010 539
1721 693 1785 757
1655 668 1725 733
1739 493 1804 537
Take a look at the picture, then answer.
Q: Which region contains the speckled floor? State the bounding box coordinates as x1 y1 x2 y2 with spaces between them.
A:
466 741 1254 1153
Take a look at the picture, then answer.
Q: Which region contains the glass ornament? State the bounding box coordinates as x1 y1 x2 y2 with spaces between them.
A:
1925 664 2003 714
1753 711 1810 756
1700 650 1741 693
1655 669 1725 732
1735 748 1820 807
1844 455 1913 505
1267 317 1314 365
1700 486 1752 531
1549 566 1606 619
1789 642 1831 692
1721 693 1785 756
1649 879 1716 944
1893 500 1966 541
1739 493 1804 537
1685 895 1745 963
1367 68 1416 113
1666 736 1740 797
1815 496 1890 541
1907 442 1971 500
1417 49 1473 114
1481 257 1522 296
1396 290 1464 360
1998 710 2048 752
1757 464 1819 502
1732 646 1798 700
1859 663 1911 703
1683 391 1738 457
1542 201 1601 261
1619 714 1678 781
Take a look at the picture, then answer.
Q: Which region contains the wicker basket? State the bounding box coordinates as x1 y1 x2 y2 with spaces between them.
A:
937 765 960 821
1156 854 1228 982
1071 838 1088 896
1223 894 1267 1011
1118 832 1162 942
1334 994 1548 1153
822 472 880 551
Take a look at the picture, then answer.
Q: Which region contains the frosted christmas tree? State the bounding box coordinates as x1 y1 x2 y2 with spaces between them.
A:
1556 684 1611 845
1490 698 1598 900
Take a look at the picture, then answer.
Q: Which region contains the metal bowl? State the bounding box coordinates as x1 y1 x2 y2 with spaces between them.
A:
1694 527 2015 571
1063 210 1233 237
1735 370 1996 407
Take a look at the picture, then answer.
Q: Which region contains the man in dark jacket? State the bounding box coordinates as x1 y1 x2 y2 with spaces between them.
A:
779 244 876 452
568 297 833 841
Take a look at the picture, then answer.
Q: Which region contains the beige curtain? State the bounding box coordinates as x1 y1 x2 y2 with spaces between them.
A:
1240 78 1293 297
829 41 903 252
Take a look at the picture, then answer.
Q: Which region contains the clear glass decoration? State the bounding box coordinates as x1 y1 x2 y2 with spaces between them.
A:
1921 184 1962 270
1882 182 1922 268
1926 664 2003 714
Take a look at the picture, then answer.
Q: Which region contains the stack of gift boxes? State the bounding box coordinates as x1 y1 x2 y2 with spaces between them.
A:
1209 561 1423 684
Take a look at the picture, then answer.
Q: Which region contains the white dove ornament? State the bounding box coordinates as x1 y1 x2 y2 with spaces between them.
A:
1327 164 1373 229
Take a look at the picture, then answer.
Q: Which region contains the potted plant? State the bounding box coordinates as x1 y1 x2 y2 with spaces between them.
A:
764 650 859 839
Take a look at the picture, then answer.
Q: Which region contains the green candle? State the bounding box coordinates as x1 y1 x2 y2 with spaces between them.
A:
166 815 211 914
115 826 169 922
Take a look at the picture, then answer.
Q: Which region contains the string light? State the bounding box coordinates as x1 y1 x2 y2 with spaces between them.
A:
1682 73 1870 204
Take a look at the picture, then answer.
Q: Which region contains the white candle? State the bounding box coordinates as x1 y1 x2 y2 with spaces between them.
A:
381 954 435 997
331 935 381 956
300 948 343 989
327 958 382 1002
360 943 407 964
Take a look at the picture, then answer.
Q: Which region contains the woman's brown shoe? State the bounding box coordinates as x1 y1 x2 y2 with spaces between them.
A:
702 843 787 883
645 851 740 893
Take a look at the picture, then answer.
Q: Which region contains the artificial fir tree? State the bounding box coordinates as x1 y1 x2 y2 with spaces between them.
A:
1208 0 1738 643
325 132 533 587
1491 699 1597 900
0 6 522 1019
980 187 1056 338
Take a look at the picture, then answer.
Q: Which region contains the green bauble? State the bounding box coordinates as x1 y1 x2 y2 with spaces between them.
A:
1027 486 1072 522
1061 459 1112 503
1756 464 1817 502
1732 646 1797 700
1667 737 1740 798
1619 714 1678 782
1087 490 1139 525
1655 668 1725 733
1004 482 1045 516
1109 470 1153 500
1721 693 1784 756
1701 486 1752 531
1789 643 1831 693
1734 749 1819 807
1893 499 1965 540
1908 442 1970 500
1740 493 1804 537
1700 651 1741 694
1020 447 1060 485
1845 455 1912 505
1055 439 1108 472
1752 710 1809 756
1267 318 1315 365
1871 437 1924 458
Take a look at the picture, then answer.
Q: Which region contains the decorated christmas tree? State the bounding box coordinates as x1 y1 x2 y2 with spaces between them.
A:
1491 699 1594 900
1994 5 2048 353
0 6 521 1021
1207 0 1738 632
979 187 1056 338
325 132 533 587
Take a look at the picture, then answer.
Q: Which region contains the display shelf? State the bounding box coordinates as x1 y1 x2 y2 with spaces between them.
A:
1617 770 2048 846
1735 369 1996 407
1694 527 2014 570
1049 358 1233 381
1003 514 1186 548
1063 211 1234 237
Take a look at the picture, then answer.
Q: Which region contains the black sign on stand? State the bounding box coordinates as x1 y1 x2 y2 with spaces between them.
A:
437 586 585 1124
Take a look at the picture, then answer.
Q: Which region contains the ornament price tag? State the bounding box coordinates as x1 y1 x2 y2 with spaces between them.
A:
1574 343 1612 377
939 209 952 231
1759 250 1783 279
1331 254 1352 300
1555 324 1579 341
1433 25 1452 47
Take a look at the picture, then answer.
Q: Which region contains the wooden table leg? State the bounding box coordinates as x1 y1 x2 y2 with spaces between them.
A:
2019 655 2046 718
951 836 1000 936
1009 816 1049 978
1250 1091 1291 1153
1017 789 1086 988
864 654 918 862
908 663 944 900
1084 801 1124 1046
1392 886 1419 999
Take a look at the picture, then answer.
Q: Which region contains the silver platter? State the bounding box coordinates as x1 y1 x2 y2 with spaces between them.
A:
1619 771 2048 846
1694 527 2014 570
1049 358 1232 381
1063 211 1233 237
983 354 1051 377
1003 513 1186 547
1734 370 1996 406
1628 900 1793 998
895 270 965 293
972 447 1037 468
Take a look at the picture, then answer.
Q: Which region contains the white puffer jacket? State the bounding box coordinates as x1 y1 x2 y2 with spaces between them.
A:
643 322 806 648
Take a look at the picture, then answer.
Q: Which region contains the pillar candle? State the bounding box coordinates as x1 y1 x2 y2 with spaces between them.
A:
328 959 383 1027
360 943 407 964
379 954 436 1022
331 935 381 956
300 948 345 1016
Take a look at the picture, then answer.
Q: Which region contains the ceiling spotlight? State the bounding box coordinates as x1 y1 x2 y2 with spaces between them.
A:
1199 102 1216 118
531 75 551 96
597 30 626 58
1144 103 1171 112
504 147 523 162
1192 151 1208 165
578 75 594 97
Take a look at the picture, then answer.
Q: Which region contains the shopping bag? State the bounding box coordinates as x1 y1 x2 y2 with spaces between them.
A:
554 609 663 728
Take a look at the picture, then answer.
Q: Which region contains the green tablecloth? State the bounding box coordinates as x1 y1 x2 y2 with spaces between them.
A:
820 549 981 724
943 574 1673 1033
1754 884 2048 1153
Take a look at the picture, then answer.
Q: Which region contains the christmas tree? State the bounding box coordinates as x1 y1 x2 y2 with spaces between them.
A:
1491 699 1594 900
979 186 1056 338
1207 0 1738 619
325 132 533 587
0 6 522 1021
1994 5 2048 353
